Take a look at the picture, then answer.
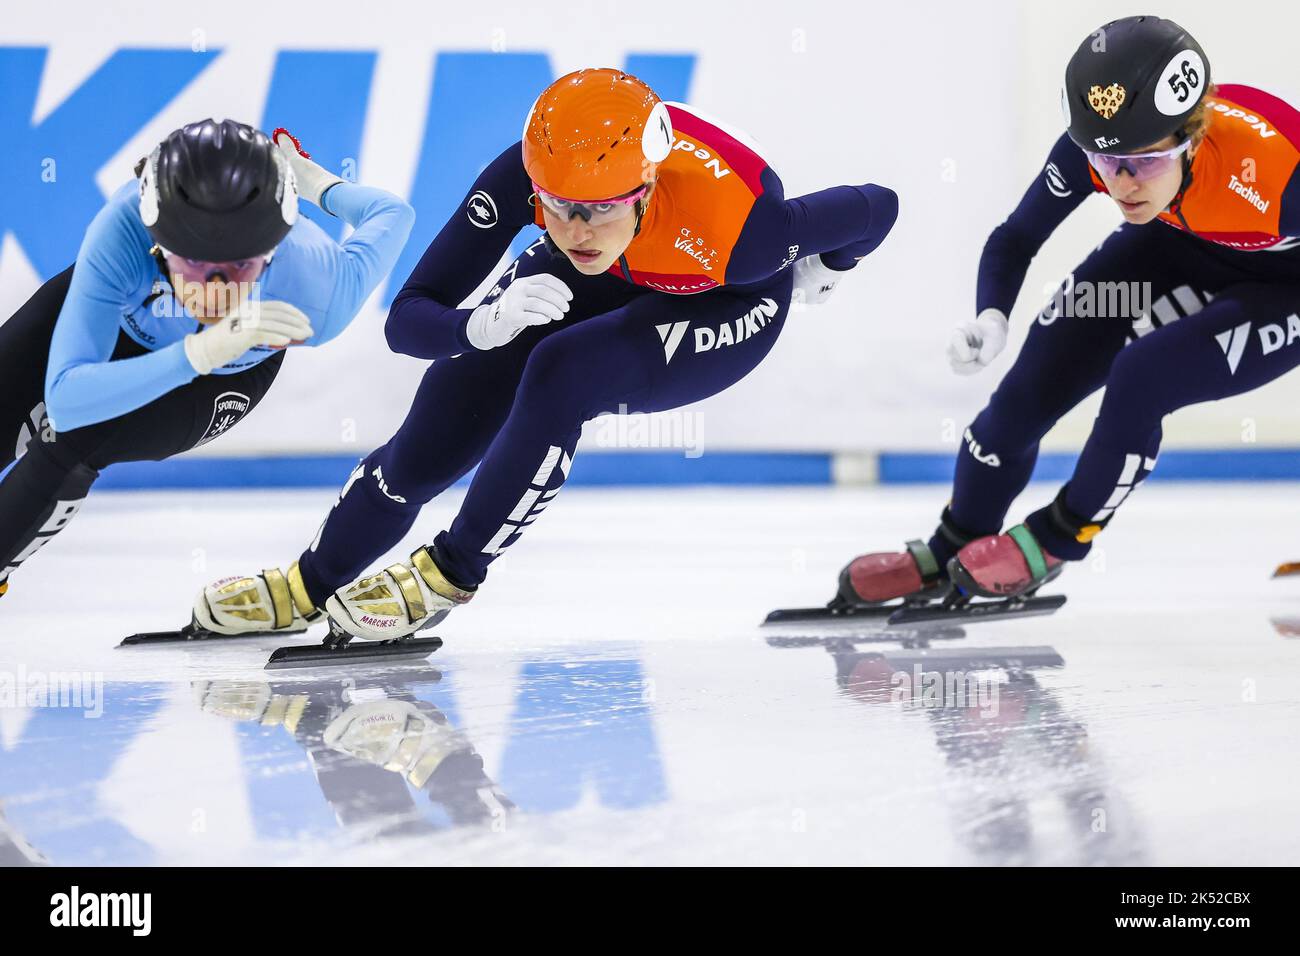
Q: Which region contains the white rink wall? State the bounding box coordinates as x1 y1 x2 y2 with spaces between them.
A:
1 0 1298 459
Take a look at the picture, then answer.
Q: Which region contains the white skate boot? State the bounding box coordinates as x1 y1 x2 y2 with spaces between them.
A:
193 561 323 636
325 546 475 640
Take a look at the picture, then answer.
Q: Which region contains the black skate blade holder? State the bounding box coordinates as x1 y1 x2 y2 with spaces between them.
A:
762 591 934 626
762 580 962 626
764 583 1066 630
119 622 249 645
762 594 965 649
886 588 1066 626
890 552 1071 624
263 620 442 670
119 618 445 670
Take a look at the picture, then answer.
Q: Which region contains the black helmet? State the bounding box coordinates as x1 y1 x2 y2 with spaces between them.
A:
1063 15 1210 154
137 119 298 261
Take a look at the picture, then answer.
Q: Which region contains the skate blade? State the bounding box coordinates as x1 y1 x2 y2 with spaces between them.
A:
887 593 1066 626
118 624 279 646
264 635 443 670
763 603 899 626
765 627 966 648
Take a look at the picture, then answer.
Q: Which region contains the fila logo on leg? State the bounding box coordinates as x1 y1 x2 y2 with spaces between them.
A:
963 427 1001 468
372 465 407 503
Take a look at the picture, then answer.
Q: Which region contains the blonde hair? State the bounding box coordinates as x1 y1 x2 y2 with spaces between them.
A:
1182 84 1217 147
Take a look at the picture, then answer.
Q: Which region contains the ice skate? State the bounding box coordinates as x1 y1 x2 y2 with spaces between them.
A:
324 545 475 641
120 562 323 646
255 548 472 670
764 539 951 627
837 539 951 607
877 524 1068 627
119 555 457 670
192 562 323 635
947 524 1064 600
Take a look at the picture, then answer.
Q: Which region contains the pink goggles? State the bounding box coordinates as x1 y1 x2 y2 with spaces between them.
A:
1083 138 1192 183
532 182 648 226
160 247 273 283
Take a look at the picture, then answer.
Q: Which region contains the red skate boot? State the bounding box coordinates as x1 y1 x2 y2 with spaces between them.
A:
763 539 952 627
836 539 950 608
947 524 1064 599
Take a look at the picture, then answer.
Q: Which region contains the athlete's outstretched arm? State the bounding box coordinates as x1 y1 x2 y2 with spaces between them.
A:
310 183 416 345
976 132 1093 316
385 143 535 360
44 205 198 433
727 169 899 284
786 183 899 266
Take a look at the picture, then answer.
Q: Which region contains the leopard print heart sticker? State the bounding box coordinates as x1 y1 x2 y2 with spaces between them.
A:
1087 83 1127 120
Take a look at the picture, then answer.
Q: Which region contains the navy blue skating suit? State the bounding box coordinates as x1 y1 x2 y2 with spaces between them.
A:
931 84 1300 564
297 102 899 598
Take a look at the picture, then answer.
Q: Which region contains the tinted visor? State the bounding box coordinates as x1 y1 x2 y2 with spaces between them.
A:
532 183 648 226
1083 138 1192 183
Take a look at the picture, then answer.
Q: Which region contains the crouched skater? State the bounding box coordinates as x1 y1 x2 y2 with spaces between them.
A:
838 17 1300 609
0 120 414 602
191 68 899 642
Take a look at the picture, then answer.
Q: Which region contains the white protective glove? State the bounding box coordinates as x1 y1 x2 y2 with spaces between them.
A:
947 308 1009 376
183 300 314 375
791 254 846 306
272 127 343 209
466 273 573 350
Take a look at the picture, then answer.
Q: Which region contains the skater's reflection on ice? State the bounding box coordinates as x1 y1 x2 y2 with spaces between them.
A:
192 668 515 840
770 634 1144 865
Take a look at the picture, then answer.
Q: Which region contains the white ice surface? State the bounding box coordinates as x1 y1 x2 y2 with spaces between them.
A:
1 481 1299 866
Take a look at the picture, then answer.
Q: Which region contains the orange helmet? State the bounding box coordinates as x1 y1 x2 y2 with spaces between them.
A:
522 68 674 201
